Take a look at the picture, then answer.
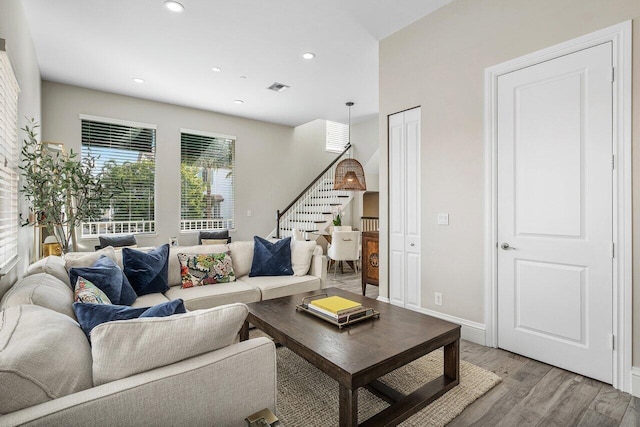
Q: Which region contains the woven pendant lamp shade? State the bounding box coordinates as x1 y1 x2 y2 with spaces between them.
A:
334 158 366 191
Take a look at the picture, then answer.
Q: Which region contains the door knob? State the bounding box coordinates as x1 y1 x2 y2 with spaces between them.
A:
500 243 515 250
410 243 415 247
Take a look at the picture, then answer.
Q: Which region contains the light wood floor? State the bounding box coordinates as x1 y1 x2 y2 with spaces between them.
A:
327 270 640 426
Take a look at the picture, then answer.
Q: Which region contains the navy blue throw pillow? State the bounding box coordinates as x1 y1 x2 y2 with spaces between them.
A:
249 236 294 277
123 244 170 296
73 299 186 339
140 299 186 318
69 256 137 305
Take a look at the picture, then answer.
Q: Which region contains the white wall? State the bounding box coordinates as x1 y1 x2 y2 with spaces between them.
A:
0 0 42 298
378 0 640 362
41 82 378 250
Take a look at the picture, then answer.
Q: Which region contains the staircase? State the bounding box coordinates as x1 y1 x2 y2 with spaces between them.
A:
270 145 354 240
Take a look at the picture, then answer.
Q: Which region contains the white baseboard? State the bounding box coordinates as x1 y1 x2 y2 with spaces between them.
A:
373 298 486 345
631 367 640 397
414 307 486 345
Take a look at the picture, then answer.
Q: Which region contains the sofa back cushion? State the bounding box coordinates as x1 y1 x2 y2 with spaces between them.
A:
167 244 228 286
0 305 93 414
25 256 71 287
91 303 248 385
228 241 254 278
0 273 76 320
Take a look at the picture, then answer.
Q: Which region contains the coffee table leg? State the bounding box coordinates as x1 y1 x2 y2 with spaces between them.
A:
339 384 357 426
240 320 249 342
444 338 460 382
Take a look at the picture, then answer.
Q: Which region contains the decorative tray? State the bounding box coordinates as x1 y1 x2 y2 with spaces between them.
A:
295 293 380 329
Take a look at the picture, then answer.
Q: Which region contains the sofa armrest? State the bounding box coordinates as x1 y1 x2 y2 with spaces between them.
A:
0 338 276 427
308 254 328 288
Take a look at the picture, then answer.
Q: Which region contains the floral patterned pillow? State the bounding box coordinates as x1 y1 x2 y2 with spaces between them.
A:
178 252 236 288
74 276 112 304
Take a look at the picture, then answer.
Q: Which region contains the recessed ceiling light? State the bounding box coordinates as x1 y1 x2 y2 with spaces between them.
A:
302 52 316 60
164 1 184 13
132 78 145 84
240 76 247 80
234 99 244 104
211 67 221 72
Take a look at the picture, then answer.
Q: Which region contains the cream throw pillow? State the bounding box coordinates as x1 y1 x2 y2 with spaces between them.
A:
290 240 317 276
228 241 254 278
91 303 249 385
0 305 93 413
201 238 229 245
64 246 117 270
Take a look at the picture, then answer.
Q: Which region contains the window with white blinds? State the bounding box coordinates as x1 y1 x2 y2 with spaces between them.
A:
0 44 20 270
80 117 156 236
325 120 349 153
180 131 235 231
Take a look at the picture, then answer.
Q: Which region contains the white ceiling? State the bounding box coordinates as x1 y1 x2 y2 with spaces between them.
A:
21 0 451 127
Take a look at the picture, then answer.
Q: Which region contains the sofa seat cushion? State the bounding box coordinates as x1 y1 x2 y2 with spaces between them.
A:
0 273 76 320
131 292 170 308
25 256 70 287
0 305 93 414
165 282 260 311
238 275 321 300
91 303 249 385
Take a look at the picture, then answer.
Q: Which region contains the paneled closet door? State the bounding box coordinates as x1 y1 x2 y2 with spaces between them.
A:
389 107 421 310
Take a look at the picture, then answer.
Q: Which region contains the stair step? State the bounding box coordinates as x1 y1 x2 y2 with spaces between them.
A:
278 228 319 233
337 195 349 198
297 211 331 215
305 203 341 206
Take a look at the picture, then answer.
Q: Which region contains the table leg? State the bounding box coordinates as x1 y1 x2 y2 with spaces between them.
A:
444 338 460 382
339 384 358 427
240 320 249 342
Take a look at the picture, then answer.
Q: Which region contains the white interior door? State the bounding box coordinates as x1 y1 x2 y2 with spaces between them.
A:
389 108 421 310
497 42 613 383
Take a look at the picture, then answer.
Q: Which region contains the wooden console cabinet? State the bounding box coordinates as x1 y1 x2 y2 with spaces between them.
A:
361 231 379 295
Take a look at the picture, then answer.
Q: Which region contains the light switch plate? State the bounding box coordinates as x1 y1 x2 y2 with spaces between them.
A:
247 210 252 217
437 213 449 225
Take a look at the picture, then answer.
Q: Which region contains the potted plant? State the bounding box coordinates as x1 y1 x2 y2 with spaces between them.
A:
20 119 114 253
332 205 348 231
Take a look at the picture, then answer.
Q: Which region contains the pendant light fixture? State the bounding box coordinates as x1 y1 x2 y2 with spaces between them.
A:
334 102 367 191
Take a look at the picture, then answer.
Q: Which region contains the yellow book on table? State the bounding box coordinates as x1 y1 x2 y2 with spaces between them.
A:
309 296 362 314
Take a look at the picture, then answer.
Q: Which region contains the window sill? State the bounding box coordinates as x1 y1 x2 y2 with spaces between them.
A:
0 256 20 277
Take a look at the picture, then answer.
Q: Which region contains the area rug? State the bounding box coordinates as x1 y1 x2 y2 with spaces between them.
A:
273 344 501 426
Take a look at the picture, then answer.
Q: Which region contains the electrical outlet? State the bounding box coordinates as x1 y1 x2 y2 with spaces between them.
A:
437 213 449 225
434 292 443 306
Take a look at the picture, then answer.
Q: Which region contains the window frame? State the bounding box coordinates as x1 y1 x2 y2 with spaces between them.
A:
179 128 236 233
78 114 158 238
0 41 20 272
325 120 349 153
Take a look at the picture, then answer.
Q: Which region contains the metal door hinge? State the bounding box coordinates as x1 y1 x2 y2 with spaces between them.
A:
611 154 615 170
611 243 615 258
609 334 615 350
611 67 615 83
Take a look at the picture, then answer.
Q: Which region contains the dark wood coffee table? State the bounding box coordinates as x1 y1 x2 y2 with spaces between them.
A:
240 287 460 426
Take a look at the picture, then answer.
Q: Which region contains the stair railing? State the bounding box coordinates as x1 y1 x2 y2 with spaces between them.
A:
276 144 351 238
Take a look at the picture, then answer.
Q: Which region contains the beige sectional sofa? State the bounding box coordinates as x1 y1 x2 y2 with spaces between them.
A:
0 240 327 425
